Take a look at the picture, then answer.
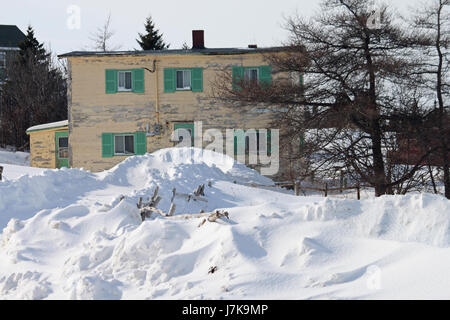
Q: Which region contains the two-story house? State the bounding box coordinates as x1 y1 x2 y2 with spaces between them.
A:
28 31 301 179
0 25 25 84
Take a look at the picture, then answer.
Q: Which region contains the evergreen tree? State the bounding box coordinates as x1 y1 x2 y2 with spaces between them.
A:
18 25 48 65
136 15 169 50
0 25 66 149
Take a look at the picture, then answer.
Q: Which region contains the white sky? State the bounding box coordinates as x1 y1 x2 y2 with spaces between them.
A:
1 0 423 55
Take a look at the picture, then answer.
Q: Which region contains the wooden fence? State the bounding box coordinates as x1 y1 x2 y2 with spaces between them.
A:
234 180 365 200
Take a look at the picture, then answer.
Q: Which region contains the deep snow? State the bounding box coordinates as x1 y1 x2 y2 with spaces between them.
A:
0 148 449 299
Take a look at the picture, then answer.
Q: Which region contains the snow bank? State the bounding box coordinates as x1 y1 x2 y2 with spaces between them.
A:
0 148 272 230
0 147 449 299
0 148 30 166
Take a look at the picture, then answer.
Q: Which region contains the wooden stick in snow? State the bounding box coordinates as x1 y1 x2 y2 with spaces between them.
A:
194 184 205 197
173 192 208 203
168 203 176 216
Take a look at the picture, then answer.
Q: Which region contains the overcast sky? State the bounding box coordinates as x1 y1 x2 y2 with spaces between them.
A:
1 0 423 55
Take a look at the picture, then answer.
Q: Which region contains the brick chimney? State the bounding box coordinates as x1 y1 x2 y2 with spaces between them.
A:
192 30 205 49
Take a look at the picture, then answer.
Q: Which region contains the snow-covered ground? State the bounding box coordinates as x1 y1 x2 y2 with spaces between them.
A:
0 148 42 181
0 147 449 299
0 148 30 166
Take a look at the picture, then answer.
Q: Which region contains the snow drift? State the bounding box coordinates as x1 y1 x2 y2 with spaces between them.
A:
0 147 449 299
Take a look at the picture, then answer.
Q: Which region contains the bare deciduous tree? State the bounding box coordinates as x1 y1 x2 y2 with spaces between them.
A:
213 0 437 197
89 13 121 52
410 0 450 199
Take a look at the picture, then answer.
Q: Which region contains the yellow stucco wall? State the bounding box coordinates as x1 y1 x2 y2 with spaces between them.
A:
66 52 291 175
27 126 68 169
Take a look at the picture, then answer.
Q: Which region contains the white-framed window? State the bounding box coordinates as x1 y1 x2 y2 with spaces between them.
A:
118 71 132 91
244 68 259 83
0 52 6 69
176 69 191 90
114 134 135 155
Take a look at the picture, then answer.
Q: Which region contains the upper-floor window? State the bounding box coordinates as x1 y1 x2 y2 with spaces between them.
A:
232 66 271 91
118 71 132 91
176 70 192 90
0 52 6 69
105 69 145 94
244 68 259 83
164 68 203 93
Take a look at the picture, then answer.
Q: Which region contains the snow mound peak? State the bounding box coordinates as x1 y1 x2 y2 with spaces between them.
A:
102 147 273 187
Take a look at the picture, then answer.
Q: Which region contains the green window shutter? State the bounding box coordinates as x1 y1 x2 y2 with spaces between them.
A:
234 130 245 156
232 66 244 91
105 70 117 94
174 123 194 146
191 68 203 92
164 68 175 93
300 73 304 88
102 133 114 157
300 132 305 150
134 131 147 155
259 65 272 87
267 130 272 154
133 69 145 93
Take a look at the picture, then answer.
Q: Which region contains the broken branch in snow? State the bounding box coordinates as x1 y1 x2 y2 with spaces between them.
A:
140 206 167 220
208 266 218 274
198 210 229 227
138 186 167 221
171 187 208 203
207 210 229 222
167 203 176 216
193 184 205 197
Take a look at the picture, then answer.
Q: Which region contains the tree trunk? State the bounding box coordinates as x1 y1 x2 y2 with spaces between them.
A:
371 124 387 197
444 165 450 199
435 3 450 199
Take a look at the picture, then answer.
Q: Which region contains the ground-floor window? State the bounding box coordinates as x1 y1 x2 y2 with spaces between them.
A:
234 129 272 155
101 132 147 158
114 134 135 155
173 123 195 146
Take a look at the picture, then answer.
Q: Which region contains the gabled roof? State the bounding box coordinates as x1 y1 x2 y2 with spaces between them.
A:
58 46 285 58
26 120 68 133
0 25 25 48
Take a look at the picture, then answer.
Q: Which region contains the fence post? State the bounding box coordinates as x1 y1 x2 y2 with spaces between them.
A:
357 183 361 200
324 183 328 197
294 181 300 196
0 166 3 181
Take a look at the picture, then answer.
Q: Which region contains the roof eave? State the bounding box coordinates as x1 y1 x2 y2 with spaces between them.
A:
58 47 286 59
